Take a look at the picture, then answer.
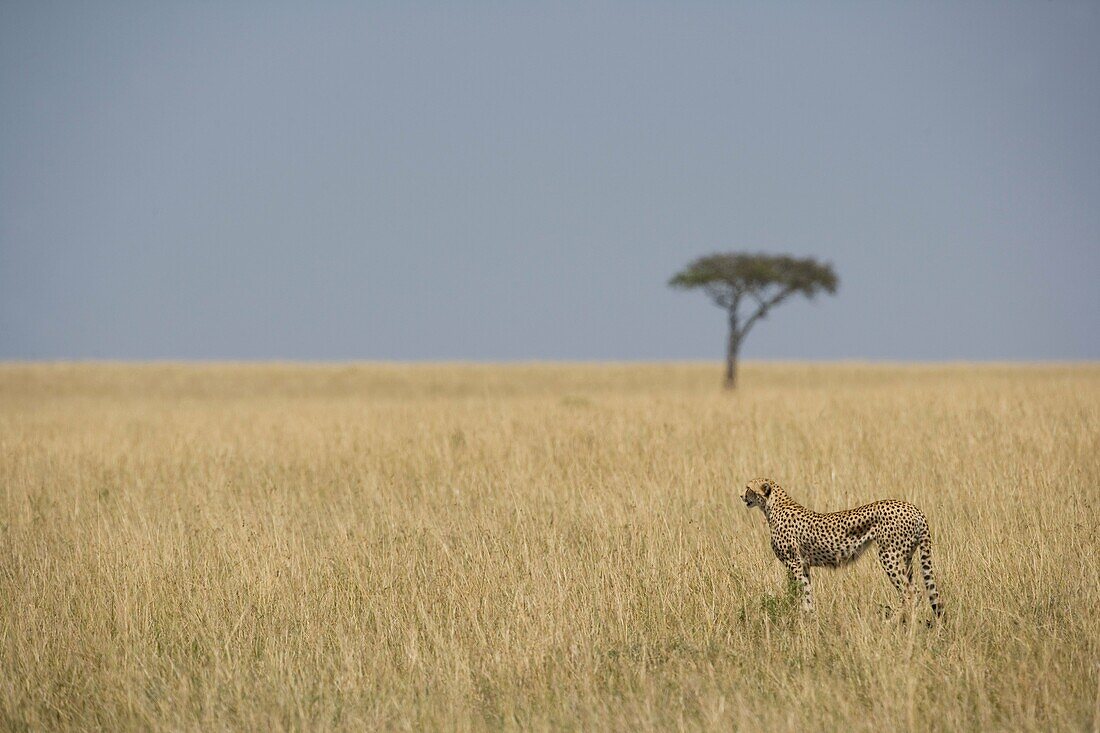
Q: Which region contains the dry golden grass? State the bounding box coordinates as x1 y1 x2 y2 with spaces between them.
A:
1 362 1098 731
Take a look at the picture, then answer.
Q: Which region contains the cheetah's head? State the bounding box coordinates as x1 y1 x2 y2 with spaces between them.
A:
741 477 776 509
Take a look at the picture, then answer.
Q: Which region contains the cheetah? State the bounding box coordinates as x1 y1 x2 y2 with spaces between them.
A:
740 477 944 619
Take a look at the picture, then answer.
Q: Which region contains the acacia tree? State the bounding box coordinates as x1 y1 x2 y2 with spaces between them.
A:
669 253 838 389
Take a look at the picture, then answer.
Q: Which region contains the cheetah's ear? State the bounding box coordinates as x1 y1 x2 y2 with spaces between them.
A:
760 481 772 496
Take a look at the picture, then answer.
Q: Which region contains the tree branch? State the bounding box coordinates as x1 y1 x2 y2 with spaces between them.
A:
703 282 737 309
747 289 767 311
737 285 796 338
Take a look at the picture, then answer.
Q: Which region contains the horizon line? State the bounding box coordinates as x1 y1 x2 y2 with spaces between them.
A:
2 358 1098 368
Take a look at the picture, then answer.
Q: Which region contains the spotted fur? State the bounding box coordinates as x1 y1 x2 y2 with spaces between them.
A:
740 477 944 619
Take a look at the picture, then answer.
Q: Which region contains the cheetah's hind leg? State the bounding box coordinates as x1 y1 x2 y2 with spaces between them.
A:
877 541 919 623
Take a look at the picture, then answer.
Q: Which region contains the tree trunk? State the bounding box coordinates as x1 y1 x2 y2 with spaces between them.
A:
725 312 741 390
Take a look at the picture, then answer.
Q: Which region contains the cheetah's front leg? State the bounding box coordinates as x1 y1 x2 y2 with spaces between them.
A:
785 558 813 612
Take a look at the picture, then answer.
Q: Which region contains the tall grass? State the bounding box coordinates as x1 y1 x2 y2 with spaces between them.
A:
1 363 1097 731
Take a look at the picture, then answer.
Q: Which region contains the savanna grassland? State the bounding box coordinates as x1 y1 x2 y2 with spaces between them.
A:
1 363 1098 732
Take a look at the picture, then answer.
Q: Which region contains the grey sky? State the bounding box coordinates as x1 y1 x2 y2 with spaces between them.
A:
2 2 1098 361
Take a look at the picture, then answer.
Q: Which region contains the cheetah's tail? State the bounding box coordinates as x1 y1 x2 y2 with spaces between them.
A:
917 529 944 620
